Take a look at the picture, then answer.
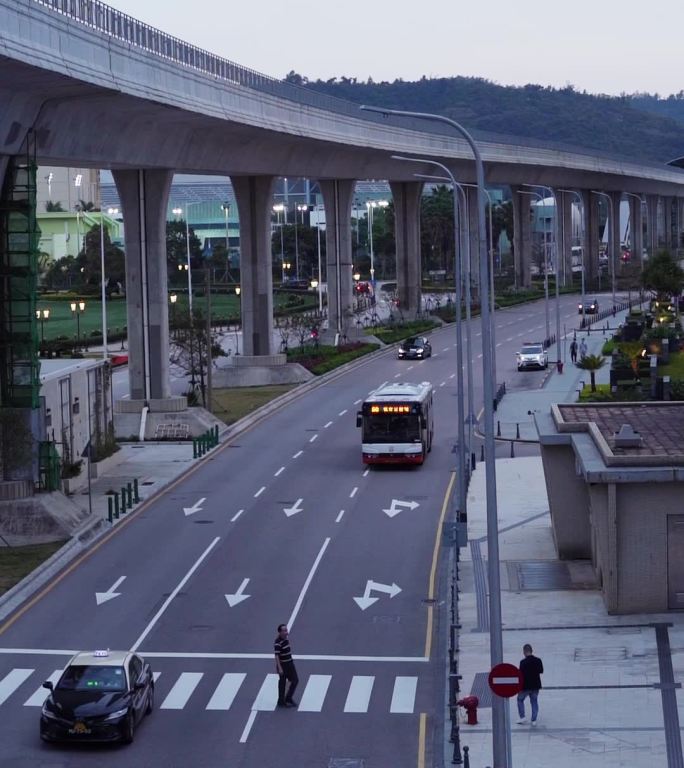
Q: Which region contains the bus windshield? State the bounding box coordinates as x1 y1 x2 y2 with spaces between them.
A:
363 412 421 443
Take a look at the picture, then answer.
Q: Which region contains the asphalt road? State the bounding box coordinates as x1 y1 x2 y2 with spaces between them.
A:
0 292 617 768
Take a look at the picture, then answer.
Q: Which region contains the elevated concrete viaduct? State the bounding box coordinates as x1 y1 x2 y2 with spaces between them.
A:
2 0 684 412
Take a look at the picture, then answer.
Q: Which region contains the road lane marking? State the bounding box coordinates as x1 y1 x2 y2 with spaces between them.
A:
407 365 414 370
160 672 203 709
439 382 446 387
324 421 333 428
350 487 358 498
449 374 455 379
274 466 285 477
292 450 303 459
354 399 362 405
335 510 345 523
131 537 221 651
24 670 60 706
206 673 246 710
252 674 278 711
287 538 331 631
309 434 318 443
254 486 266 497
240 709 258 743
0 669 33 705
231 509 244 522
344 676 374 712
418 713 427 768
339 409 348 416
299 674 332 712
394 372 401 378
363 468 369 477
390 676 418 713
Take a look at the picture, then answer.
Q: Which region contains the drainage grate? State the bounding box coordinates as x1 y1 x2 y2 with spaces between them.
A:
154 422 190 439
193 520 214 525
469 672 493 708
329 761 365 768
508 561 573 591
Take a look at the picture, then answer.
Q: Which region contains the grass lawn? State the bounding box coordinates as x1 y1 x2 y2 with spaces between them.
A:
0 541 67 596
659 351 684 379
211 385 298 425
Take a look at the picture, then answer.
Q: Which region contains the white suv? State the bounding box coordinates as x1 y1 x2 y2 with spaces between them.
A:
516 342 548 371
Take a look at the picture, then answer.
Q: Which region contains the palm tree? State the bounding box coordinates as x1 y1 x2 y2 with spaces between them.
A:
575 353 606 392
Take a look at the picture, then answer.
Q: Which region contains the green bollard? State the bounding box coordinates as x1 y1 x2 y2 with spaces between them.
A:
134 478 140 503
108 496 113 524
193 438 198 459
126 482 133 508
120 487 128 513
214 424 219 444
114 493 120 519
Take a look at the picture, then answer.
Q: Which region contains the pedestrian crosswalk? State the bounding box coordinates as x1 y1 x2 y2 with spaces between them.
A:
1 666 420 715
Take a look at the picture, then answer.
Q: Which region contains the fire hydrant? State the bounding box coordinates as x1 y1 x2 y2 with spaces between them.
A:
457 695 479 725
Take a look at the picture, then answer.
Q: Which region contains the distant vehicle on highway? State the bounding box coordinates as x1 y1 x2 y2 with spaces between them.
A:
578 298 599 314
516 342 548 372
397 336 432 360
280 278 310 291
356 380 434 465
40 649 154 744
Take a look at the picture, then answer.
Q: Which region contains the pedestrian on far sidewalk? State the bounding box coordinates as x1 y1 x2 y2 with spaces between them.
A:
274 624 299 707
579 338 588 359
516 643 544 725
570 339 578 364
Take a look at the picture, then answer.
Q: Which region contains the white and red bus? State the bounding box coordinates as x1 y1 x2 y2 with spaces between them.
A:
356 381 434 465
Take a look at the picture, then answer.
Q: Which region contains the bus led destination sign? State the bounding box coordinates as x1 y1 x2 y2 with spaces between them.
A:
370 404 411 414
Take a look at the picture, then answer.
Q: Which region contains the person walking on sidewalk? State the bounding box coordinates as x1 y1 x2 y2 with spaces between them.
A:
274 624 299 707
579 338 588 360
570 339 578 364
517 643 543 725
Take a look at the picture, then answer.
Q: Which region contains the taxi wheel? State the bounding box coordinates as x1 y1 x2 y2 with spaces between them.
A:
122 712 135 744
146 684 154 714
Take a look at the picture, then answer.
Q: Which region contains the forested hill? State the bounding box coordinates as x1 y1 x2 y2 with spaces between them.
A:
284 72 684 165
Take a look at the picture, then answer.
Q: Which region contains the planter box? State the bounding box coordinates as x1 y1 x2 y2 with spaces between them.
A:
89 449 125 479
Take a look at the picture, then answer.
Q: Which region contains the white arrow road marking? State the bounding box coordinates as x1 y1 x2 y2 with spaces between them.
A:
353 579 402 610
183 497 206 516
225 578 251 607
382 499 420 518
95 576 126 605
283 498 303 517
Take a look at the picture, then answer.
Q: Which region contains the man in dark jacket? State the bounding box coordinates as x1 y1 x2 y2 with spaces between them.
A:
516 643 543 725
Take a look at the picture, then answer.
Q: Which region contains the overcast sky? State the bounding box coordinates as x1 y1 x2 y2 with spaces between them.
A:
108 0 683 97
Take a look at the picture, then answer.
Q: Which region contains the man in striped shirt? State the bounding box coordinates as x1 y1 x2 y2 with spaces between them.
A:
274 624 299 707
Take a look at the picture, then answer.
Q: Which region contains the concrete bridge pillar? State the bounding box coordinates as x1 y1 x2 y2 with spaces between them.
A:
580 190 600 288
628 195 645 267
232 175 275 356
112 169 173 402
556 189 573 287
389 181 423 317
677 198 684 252
663 196 674 251
511 185 532 289
646 194 659 257
319 179 354 337
609 191 622 298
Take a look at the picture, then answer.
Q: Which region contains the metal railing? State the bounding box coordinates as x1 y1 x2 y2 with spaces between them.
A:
29 0 684 171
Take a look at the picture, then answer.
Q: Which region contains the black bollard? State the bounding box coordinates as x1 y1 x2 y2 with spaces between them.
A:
496 420 501 437
510 440 515 458
516 423 520 439
480 445 485 462
462 745 470 768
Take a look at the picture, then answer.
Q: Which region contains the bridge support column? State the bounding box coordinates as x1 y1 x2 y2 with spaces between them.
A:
511 185 532 289
580 190 600 289
113 169 173 402
677 198 684 252
646 194 659 257
628 195 645 267
609 191 622 301
557 189 573 287
390 181 423 317
232 175 275 356
664 196 674 251
319 179 354 338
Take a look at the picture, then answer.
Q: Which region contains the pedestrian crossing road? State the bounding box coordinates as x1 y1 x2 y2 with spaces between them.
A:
1 664 422 716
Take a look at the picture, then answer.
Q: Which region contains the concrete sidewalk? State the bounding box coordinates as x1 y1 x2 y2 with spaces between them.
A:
451 305 682 768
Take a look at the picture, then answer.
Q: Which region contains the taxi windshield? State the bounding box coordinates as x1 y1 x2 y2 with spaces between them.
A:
521 345 543 354
57 664 126 692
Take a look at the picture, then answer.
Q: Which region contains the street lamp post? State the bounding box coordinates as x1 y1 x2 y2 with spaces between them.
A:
518 190 551 344
169 293 177 339
558 188 587 323
315 205 323 313
296 203 308 279
100 206 118 360
221 202 231 282
70 300 85 350
591 191 617 308
365 104 507 767
35 308 50 345
234 286 241 355
273 203 286 282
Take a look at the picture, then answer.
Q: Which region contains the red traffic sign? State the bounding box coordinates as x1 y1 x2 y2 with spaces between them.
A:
488 663 522 698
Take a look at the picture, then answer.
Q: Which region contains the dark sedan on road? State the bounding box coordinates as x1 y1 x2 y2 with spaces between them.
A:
578 298 599 314
398 336 432 360
40 650 154 744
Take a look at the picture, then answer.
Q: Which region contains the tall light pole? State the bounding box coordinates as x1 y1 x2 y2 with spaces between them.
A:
296 203 308 279
221 202 231 282
70 300 86 350
558 188 586 322
172 206 194 315
591 190 617 307
35 308 50 344
315 204 324 312
365 104 507 766
518 190 550 343
624 191 646 267
273 203 286 281
100 206 118 360
234 286 241 354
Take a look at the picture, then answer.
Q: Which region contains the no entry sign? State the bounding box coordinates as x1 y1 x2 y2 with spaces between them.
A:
488 662 523 698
